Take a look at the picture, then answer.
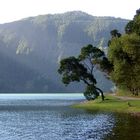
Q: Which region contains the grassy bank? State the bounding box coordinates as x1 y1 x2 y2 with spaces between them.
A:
73 95 140 114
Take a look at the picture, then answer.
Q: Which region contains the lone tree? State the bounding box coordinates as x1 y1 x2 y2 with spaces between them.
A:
58 44 107 101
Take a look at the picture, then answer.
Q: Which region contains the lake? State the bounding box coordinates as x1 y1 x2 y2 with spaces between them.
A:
0 94 139 140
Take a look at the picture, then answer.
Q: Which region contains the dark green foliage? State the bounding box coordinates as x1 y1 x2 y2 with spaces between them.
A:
99 57 113 74
108 29 121 46
125 8 140 35
110 29 121 38
58 44 105 101
58 56 90 84
79 44 104 61
84 85 100 100
106 9 140 96
125 21 134 34
109 34 140 95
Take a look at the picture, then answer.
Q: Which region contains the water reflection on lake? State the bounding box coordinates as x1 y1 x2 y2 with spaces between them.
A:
104 113 140 140
0 94 139 140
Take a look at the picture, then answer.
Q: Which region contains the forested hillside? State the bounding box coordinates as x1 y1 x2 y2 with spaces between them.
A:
0 11 128 92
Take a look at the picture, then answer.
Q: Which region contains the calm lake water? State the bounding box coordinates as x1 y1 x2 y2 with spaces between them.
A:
0 94 139 140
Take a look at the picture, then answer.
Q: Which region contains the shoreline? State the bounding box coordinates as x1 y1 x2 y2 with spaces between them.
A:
73 95 140 116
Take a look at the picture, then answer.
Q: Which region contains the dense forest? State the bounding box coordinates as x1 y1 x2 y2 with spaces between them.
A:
107 9 140 96
0 11 128 92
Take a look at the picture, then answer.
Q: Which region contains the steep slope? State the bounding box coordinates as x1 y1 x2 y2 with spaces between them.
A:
0 11 129 92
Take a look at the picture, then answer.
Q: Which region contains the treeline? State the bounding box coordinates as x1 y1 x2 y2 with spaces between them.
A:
104 9 140 96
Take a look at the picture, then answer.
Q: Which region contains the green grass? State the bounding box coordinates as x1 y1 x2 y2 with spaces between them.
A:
73 95 140 114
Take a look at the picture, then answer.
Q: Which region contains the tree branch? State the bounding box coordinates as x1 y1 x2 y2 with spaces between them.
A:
95 87 105 101
81 78 90 86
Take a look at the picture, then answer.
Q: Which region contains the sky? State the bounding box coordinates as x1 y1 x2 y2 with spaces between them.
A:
0 0 139 24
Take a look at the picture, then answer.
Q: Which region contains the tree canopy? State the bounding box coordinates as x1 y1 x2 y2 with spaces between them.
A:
105 9 140 96
125 8 140 35
58 44 106 101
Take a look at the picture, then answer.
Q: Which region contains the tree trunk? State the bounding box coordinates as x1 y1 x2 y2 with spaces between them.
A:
96 87 105 101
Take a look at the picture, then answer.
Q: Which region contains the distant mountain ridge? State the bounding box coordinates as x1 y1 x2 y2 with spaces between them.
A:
0 11 129 93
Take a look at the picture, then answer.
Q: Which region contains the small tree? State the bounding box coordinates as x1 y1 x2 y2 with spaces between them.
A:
58 44 106 101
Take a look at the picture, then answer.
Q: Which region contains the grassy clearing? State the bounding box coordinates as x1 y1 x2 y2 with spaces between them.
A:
73 95 140 114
